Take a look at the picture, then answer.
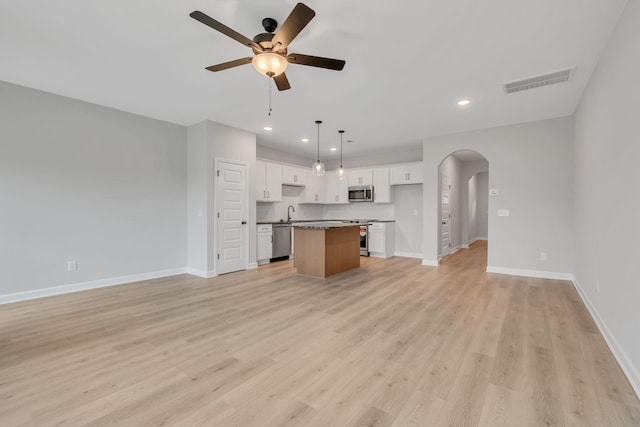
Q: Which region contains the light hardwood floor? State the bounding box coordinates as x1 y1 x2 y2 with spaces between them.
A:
1 241 639 426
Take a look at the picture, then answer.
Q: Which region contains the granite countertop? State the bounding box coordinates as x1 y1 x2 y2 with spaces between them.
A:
291 222 361 230
257 219 395 225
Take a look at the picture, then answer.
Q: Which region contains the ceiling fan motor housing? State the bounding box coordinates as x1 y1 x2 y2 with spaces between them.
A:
262 18 278 33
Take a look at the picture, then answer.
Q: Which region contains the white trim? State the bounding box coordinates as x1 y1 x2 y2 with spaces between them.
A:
247 262 258 269
0 267 187 305
572 277 640 399
186 267 217 278
485 266 573 280
461 244 469 249
476 236 488 241
394 251 423 259
421 259 439 266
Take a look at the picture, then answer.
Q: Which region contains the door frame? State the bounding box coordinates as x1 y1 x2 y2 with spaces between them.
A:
213 157 250 275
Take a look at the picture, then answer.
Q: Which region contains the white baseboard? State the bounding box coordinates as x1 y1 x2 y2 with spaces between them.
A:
394 251 423 259
186 267 217 278
421 259 439 267
477 237 488 241
486 266 573 281
461 244 469 249
247 262 258 269
572 277 640 399
369 252 391 259
0 267 187 305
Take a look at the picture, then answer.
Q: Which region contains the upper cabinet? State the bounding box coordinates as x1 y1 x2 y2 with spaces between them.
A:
373 168 391 203
256 160 282 202
325 170 349 204
301 171 325 204
390 162 423 185
282 166 307 186
348 169 373 186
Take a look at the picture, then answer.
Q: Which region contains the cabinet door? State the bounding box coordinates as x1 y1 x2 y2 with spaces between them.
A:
348 169 373 186
373 168 390 203
368 225 385 253
325 171 349 204
257 232 272 260
389 166 407 185
265 163 282 201
256 161 267 201
303 171 325 203
282 166 306 186
406 164 423 184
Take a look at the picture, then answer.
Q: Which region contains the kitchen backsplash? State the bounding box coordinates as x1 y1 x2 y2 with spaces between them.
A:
256 185 395 223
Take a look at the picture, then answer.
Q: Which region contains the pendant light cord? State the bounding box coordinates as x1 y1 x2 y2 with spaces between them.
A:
340 132 343 167
316 122 320 162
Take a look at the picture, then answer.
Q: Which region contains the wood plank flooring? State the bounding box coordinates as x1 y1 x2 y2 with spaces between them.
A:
1 241 639 426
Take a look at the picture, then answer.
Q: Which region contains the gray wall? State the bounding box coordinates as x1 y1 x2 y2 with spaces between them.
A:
0 81 187 296
573 0 640 393
423 117 574 274
393 185 423 256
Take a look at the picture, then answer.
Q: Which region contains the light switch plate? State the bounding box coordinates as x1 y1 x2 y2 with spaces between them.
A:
497 209 510 217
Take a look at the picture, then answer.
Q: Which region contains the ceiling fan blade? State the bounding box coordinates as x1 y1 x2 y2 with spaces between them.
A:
273 73 291 91
286 53 345 71
271 3 315 51
190 11 263 52
205 57 253 72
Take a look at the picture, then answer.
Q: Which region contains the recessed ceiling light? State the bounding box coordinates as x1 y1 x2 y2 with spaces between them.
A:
457 99 471 106
330 147 337 151
301 138 309 142
264 126 273 131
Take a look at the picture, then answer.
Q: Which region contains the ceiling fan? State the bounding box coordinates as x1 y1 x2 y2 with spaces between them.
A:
189 3 346 91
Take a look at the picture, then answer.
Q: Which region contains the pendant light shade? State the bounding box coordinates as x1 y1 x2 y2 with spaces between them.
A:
312 120 325 176
337 130 346 180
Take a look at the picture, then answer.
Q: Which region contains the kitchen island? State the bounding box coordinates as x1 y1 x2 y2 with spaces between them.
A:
291 222 360 278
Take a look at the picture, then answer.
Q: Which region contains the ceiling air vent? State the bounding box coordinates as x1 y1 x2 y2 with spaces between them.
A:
503 66 576 94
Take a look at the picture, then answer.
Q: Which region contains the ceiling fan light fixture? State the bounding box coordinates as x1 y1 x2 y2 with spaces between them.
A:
252 52 288 77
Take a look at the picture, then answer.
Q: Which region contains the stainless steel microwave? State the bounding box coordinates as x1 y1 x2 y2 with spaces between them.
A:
348 185 374 202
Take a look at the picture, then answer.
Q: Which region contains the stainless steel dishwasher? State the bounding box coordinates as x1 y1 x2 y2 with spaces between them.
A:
271 224 292 259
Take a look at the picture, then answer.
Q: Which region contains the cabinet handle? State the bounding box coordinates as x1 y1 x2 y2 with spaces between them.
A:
315 194 318 201
407 173 411 181
267 190 270 198
294 175 297 182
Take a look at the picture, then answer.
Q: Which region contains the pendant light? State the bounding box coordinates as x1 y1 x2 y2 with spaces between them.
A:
312 120 325 176
337 130 346 180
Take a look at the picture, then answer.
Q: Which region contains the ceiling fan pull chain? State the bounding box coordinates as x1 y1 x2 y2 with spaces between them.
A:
268 77 273 117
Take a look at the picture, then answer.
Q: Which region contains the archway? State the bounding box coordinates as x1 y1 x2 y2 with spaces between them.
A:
437 150 489 261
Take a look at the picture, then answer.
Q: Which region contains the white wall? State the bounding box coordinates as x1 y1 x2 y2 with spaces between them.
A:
0 81 187 299
423 117 574 274
187 121 257 276
459 158 490 245
573 0 640 395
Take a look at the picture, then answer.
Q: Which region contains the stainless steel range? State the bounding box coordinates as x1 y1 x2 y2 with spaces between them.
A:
342 219 377 256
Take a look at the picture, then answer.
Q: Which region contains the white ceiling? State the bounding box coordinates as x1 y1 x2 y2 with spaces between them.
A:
0 0 627 160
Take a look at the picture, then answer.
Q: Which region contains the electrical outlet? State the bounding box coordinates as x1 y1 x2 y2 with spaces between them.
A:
540 252 547 261
597 280 600 293
67 261 77 272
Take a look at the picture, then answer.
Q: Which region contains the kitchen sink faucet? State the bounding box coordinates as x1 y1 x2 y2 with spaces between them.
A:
287 205 295 222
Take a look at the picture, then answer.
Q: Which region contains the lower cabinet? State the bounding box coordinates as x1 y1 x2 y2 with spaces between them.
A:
257 224 272 265
368 222 395 258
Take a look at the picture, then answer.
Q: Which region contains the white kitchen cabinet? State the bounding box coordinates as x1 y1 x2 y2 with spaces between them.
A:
348 169 373 186
256 160 282 202
282 166 307 186
373 168 391 203
257 224 273 264
368 222 395 258
301 171 325 203
325 170 349 204
390 162 423 185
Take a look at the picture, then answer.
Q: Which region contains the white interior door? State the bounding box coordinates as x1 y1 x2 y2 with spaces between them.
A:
441 173 451 257
217 160 247 275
